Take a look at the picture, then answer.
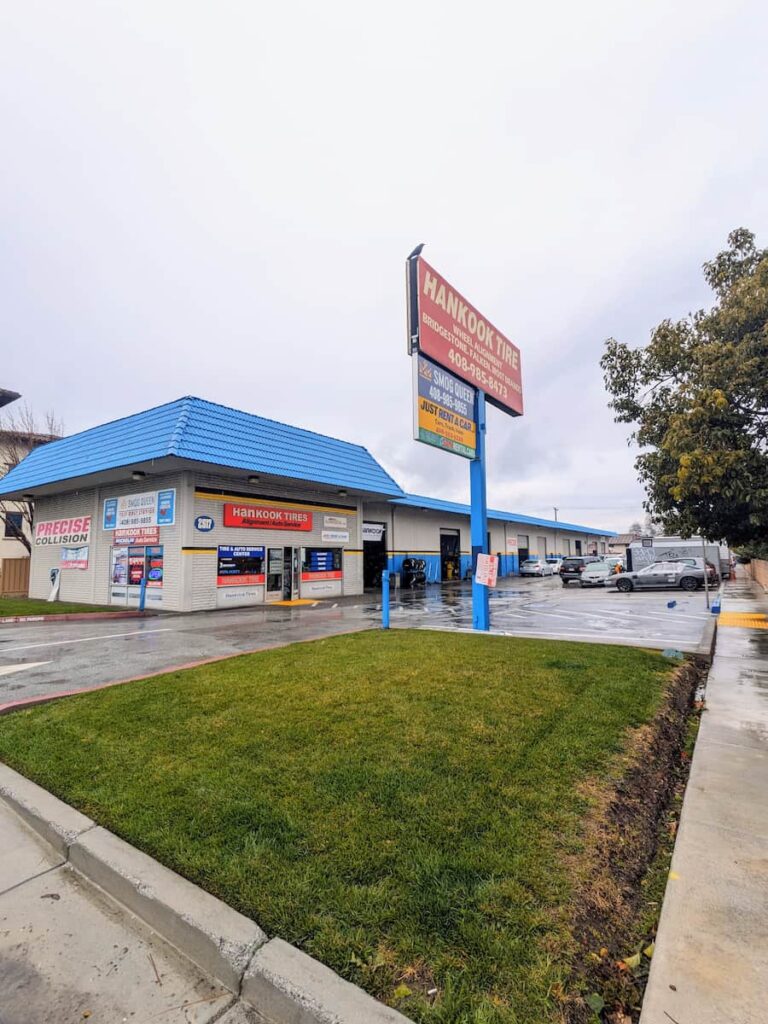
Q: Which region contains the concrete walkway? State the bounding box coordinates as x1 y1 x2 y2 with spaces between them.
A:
641 572 768 1023
0 799 257 1023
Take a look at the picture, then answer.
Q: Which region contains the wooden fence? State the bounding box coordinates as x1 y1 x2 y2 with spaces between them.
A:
0 557 30 597
748 559 768 591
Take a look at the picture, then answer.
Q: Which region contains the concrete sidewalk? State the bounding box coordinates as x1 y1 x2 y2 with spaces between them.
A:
641 572 768 1023
0 797 249 1023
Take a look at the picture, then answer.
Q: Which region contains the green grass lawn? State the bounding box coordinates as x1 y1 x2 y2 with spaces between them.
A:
0 597 115 616
0 630 674 1023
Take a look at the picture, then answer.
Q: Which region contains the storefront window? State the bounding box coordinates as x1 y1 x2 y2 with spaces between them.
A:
301 547 342 580
146 546 164 587
217 545 265 586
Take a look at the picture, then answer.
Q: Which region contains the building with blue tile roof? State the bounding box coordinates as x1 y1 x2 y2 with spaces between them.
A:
0 397 615 609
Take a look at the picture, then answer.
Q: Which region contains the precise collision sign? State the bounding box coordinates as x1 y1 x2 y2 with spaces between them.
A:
407 253 523 417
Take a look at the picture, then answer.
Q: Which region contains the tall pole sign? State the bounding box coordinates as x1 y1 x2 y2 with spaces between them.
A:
406 244 523 631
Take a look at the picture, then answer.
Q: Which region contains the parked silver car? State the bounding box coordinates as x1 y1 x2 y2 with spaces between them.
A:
519 558 554 577
606 560 709 593
579 562 615 587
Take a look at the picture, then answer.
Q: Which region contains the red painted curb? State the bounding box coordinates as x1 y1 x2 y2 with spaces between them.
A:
0 611 156 625
0 625 370 716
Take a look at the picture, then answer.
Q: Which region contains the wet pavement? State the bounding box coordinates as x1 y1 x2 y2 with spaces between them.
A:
390 575 713 650
0 576 714 707
641 570 768 1024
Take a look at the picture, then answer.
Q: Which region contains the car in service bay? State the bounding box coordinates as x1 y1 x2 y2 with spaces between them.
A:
606 560 710 593
519 558 555 577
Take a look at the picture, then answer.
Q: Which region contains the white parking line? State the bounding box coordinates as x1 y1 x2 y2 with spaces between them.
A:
517 600 708 625
2 628 173 654
490 629 698 645
0 661 51 677
573 606 708 625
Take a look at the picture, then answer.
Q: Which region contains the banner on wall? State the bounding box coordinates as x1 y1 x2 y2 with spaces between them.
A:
324 515 347 528
34 516 92 547
60 545 89 570
505 535 518 554
114 527 160 546
362 523 385 542
103 490 176 531
223 503 313 531
321 530 349 543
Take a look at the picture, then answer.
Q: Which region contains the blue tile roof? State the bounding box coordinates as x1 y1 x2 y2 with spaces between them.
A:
391 494 616 536
0 396 404 498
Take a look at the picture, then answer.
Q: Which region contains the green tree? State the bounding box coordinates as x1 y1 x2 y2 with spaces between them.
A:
601 228 768 546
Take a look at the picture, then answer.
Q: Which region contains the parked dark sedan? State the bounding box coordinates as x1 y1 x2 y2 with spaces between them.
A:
559 555 601 586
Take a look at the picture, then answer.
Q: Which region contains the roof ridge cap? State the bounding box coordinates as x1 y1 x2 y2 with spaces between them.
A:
167 397 194 455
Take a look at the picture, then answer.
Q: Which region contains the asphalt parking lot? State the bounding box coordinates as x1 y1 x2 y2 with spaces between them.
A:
390 575 715 651
0 575 714 708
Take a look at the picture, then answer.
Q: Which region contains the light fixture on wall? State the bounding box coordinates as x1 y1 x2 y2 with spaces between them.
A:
22 493 34 501
248 475 260 484
337 488 348 498
132 470 146 481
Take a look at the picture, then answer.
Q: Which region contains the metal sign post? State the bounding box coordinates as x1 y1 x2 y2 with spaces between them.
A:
406 244 522 633
470 391 489 630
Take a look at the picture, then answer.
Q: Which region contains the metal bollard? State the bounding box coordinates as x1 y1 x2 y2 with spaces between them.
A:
382 571 390 630
139 577 148 613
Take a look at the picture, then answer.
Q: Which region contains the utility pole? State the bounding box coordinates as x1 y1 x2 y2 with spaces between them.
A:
701 535 710 610
553 507 559 558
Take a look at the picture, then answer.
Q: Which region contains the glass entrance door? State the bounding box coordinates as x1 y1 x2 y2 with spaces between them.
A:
266 547 283 603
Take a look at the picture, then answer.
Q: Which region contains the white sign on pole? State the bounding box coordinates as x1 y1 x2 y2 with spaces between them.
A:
475 553 499 588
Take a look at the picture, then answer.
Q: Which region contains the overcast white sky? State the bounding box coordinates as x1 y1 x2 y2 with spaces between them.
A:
2 1 766 532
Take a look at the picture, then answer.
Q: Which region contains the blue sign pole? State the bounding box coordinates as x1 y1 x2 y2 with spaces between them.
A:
470 391 489 631
382 571 390 629
139 576 147 613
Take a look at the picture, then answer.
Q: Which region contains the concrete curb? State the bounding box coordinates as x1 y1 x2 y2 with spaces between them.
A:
0 610 157 625
697 614 718 662
0 762 95 856
69 827 266 993
0 763 412 1023
243 937 409 1023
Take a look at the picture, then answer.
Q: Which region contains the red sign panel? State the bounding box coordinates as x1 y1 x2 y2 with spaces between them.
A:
410 256 523 416
216 573 266 587
223 503 313 531
300 571 342 581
